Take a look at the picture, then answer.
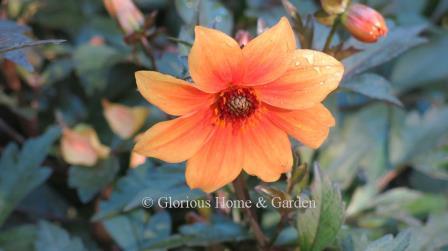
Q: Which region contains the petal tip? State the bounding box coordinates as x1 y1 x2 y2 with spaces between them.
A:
135 70 152 85
279 16 290 25
132 142 146 156
253 172 282 183
134 70 147 78
194 25 210 36
328 115 336 127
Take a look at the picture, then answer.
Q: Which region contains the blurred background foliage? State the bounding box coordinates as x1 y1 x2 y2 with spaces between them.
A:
0 0 448 250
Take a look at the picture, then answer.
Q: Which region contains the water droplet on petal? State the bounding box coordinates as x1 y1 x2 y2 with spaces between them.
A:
304 54 314 64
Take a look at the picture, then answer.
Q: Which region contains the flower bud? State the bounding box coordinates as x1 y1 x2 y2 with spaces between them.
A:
321 0 349 15
103 0 144 35
102 100 148 139
61 125 110 167
342 3 388 43
235 30 252 48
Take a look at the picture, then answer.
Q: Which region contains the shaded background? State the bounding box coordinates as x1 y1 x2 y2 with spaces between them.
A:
0 0 448 250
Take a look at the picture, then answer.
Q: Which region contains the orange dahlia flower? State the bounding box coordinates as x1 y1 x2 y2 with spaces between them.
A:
134 17 344 192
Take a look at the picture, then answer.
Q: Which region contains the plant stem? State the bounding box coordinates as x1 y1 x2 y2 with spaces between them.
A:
139 37 157 71
232 174 269 249
268 212 289 247
323 20 339 52
166 36 193 47
0 117 24 143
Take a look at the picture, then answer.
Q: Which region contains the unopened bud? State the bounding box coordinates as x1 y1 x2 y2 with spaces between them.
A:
342 3 388 43
102 100 148 139
321 0 349 15
61 125 110 166
103 0 144 35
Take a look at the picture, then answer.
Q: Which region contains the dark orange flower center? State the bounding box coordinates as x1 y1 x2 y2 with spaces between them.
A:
214 87 259 122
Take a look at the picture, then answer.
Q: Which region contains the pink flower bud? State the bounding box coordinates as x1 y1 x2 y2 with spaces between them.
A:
103 0 144 35
342 3 388 43
102 100 148 139
61 125 110 166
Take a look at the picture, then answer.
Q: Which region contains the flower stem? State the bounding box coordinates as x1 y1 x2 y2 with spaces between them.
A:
167 36 193 47
139 37 157 71
323 20 339 52
232 174 269 249
0 117 24 143
268 212 289 247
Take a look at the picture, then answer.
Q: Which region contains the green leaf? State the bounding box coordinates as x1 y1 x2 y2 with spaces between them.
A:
345 185 378 217
368 0 427 26
407 213 448 251
34 221 87 251
0 126 60 226
0 20 64 71
297 164 345 251
390 107 448 166
343 25 426 78
41 58 75 86
177 25 195 56
93 163 204 220
0 38 65 54
339 228 412 251
273 226 298 246
103 210 171 251
17 185 70 220
155 52 186 77
411 148 448 180
320 104 389 188
142 214 249 250
175 0 233 34
341 74 402 107
177 215 248 246
68 157 120 203
392 34 448 93
33 0 84 32
367 188 446 217
175 0 233 56
175 0 199 25
73 44 124 95
0 224 37 251
365 230 411 251
0 88 35 119
336 228 370 251
347 186 447 220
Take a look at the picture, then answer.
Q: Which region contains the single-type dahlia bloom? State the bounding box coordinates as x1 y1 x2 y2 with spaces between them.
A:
134 17 344 192
342 3 388 43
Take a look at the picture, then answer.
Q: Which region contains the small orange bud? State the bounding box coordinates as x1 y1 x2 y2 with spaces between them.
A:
61 125 110 166
342 3 388 43
102 100 148 139
103 0 144 35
